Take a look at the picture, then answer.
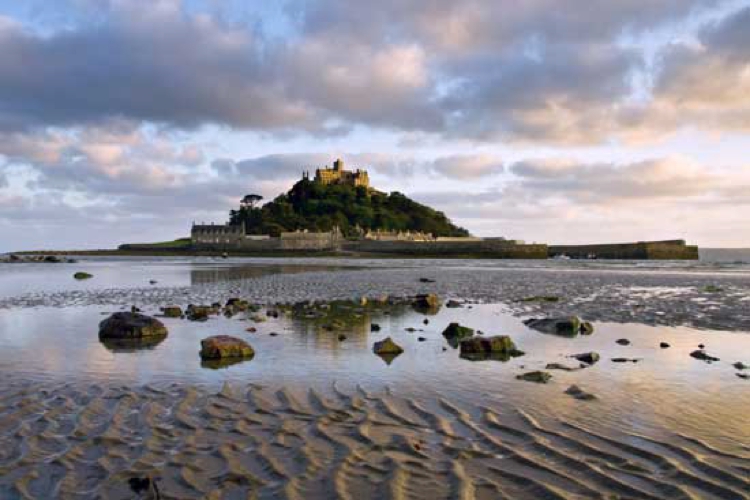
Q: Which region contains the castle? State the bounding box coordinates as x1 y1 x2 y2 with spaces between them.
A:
309 159 369 188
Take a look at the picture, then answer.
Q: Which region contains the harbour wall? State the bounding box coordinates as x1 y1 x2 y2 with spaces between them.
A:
548 240 699 260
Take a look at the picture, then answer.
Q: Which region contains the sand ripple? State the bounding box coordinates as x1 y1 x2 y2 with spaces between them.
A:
0 381 748 499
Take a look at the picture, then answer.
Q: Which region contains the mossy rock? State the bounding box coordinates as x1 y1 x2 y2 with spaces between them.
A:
573 352 600 365
99 312 168 339
459 335 524 361
524 316 593 337
442 322 475 340
516 371 552 384
412 294 441 313
73 272 93 280
702 285 723 293
373 337 404 355
200 335 254 360
162 306 183 318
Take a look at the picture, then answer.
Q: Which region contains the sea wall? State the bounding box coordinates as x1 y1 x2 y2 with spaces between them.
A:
548 240 699 260
343 240 549 259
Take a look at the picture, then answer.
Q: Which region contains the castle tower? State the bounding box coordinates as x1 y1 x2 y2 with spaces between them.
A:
333 158 344 172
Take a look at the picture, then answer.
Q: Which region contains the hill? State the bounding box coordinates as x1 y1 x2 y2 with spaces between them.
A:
228 178 469 238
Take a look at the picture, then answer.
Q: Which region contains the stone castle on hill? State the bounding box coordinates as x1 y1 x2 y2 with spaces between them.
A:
306 158 370 188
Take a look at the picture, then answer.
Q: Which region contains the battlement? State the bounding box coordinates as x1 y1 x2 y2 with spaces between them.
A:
313 159 369 188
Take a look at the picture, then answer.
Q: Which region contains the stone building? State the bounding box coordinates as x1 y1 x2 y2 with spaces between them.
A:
191 223 246 246
191 222 341 252
313 159 369 188
364 229 435 242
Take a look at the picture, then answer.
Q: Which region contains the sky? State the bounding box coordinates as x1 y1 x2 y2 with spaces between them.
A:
0 0 749 252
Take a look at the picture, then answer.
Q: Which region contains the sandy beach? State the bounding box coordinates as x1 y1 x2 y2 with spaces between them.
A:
1 257 750 499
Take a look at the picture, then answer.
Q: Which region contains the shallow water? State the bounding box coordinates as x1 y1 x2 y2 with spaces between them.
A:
1 257 750 499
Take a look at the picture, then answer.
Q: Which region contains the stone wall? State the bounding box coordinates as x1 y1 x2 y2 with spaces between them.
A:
548 240 699 260
343 240 549 258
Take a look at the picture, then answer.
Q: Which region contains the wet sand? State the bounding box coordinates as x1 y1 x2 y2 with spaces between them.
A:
2 380 749 500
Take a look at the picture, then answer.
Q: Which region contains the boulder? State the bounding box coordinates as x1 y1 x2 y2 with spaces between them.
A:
412 294 441 313
516 371 552 383
573 352 600 365
73 272 93 280
524 316 593 337
162 306 183 318
373 337 404 355
187 305 215 321
565 385 597 401
459 335 524 358
690 350 720 362
99 312 168 340
442 322 475 340
200 335 254 360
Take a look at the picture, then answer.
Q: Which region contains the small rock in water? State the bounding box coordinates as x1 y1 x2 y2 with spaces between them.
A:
565 385 597 401
660 342 671 349
373 337 404 355
611 357 639 363
698 343 706 349
545 363 581 372
616 338 631 346
442 322 475 340
423 318 429 325
419 277 436 283
161 306 183 318
418 337 426 342
524 316 593 337
246 327 257 333
269 332 279 337
405 327 417 332
516 371 552 384
445 300 463 308
131 305 141 313
737 373 750 380
73 272 93 280
149 280 158 285
200 335 254 359
690 350 720 362
338 334 347 341
733 362 749 370
573 352 600 365
371 323 381 332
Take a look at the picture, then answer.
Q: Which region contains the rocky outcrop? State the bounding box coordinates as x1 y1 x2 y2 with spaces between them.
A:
99 312 168 339
524 316 594 337
200 335 254 360
459 336 524 361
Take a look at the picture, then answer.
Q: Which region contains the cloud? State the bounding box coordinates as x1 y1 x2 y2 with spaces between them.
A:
431 154 504 179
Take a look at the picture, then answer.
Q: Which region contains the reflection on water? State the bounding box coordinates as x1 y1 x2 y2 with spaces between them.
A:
201 355 255 370
189 264 357 285
100 336 167 353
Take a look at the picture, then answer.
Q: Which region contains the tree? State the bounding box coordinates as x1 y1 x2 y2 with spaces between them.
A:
240 194 263 209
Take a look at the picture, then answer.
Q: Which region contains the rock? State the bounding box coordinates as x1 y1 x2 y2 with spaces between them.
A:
524 316 593 337
338 334 347 341
733 362 748 370
266 310 280 318
370 323 381 332
418 337 426 342
250 314 267 323
698 343 706 349
660 342 671 349
405 327 417 332
516 371 552 383
459 335 524 358
520 296 560 303
149 280 158 285
187 305 215 321
445 300 463 308
441 322 475 340
269 332 279 337
412 293 441 312
226 298 249 311
99 312 168 340
690 350 720 362
702 285 723 293
565 385 597 401
419 277 435 283
200 335 254 360
545 363 582 371
43 255 61 263
246 327 257 333
73 272 93 280
737 373 750 380
611 357 639 363
616 338 630 346
572 352 600 365
373 337 404 355
423 318 429 325
161 306 183 318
